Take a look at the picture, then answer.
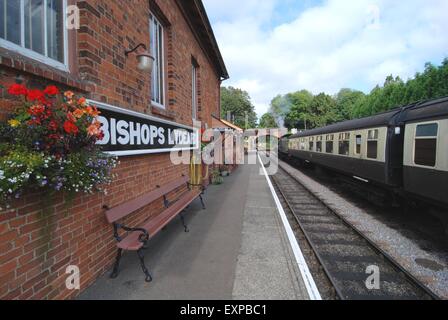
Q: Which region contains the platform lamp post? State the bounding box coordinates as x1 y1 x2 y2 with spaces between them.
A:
125 43 155 72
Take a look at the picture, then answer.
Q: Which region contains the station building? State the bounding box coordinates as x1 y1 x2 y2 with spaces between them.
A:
0 0 228 299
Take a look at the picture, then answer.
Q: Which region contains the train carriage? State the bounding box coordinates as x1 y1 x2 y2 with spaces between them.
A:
400 97 448 206
287 96 448 207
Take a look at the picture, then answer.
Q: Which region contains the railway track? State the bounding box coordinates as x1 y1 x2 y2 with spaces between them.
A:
272 166 439 300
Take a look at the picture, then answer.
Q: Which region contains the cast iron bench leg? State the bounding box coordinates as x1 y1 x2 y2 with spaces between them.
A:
110 248 123 279
137 249 153 282
199 195 206 210
180 212 189 233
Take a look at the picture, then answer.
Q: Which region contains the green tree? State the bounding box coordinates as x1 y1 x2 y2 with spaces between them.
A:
284 90 313 130
335 88 365 120
220 86 258 129
307 93 338 128
258 113 278 128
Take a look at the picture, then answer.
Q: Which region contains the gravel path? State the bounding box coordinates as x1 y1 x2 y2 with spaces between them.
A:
279 160 448 299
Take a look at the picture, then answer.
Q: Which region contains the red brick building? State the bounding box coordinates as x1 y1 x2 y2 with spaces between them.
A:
0 0 228 299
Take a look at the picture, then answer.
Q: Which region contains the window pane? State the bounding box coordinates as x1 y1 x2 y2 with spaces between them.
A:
3 0 21 45
150 15 164 106
326 141 333 154
416 123 438 137
25 0 45 55
47 0 64 62
367 141 378 159
316 141 322 152
0 0 4 39
192 64 197 119
309 142 314 151
356 135 362 154
415 139 437 167
339 141 349 155
157 23 163 103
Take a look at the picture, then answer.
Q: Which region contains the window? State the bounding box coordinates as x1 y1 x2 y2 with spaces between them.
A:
309 137 314 151
316 136 322 152
150 13 164 108
414 123 438 167
0 0 67 68
338 133 350 156
300 138 306 151
326 134 334 154
192 60 198 120
367 129 379 159
355 135 362 154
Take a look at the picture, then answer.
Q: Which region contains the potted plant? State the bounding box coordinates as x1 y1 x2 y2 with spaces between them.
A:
0 84 117 209
220 165 230 177
210 169 223 185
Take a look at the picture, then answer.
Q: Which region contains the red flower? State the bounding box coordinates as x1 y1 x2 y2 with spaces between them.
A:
27 90 46 103
63 120 79 135
28 105 45 116
48 134 61 140
48 120 58 131
43 85 59 96
8 84 28 96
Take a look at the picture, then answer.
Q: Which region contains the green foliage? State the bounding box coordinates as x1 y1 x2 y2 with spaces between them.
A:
258 113 278 128
220 86 258 129
280 59 448 129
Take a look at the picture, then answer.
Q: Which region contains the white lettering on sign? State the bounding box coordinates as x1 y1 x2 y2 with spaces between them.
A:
97 116 196 148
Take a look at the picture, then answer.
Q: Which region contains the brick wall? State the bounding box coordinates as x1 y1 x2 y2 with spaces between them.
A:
0 0 222 299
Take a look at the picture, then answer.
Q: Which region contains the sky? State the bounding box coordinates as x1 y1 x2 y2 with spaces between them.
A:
202 0 448 118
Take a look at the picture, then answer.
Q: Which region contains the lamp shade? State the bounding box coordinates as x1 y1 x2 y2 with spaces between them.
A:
137 52 155 72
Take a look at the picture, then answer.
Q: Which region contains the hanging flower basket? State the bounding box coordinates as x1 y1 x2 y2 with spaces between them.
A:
0 84 118 209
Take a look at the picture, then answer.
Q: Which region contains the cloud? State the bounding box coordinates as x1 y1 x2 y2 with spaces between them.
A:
203 0 448 118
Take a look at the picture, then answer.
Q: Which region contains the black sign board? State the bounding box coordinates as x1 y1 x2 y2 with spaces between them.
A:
89 100 199 156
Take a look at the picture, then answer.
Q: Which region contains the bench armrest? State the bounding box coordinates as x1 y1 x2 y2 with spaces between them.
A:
113 223 150 243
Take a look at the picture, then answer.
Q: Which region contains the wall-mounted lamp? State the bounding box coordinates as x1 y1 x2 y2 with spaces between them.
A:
125 43 155 72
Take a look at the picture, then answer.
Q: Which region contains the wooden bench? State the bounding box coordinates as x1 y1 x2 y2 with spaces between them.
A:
103 175 206 282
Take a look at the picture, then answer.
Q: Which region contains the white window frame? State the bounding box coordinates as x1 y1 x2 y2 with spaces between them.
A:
150 12 165 109
413 122 439 168
0 0 69 71
192 62 198 120
367 129 379 160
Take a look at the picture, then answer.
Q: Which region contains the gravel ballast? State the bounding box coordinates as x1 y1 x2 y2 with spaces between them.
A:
279 160 448 299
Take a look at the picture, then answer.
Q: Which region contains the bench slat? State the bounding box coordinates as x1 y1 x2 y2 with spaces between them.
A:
105 176 189 223
117 190 201 250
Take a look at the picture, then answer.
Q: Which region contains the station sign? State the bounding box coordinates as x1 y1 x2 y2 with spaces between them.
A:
88 100 199 156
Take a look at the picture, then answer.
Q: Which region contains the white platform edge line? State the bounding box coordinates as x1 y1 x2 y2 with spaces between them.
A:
258 153 322 301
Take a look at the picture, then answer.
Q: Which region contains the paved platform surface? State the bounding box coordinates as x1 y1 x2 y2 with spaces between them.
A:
79 160 310 300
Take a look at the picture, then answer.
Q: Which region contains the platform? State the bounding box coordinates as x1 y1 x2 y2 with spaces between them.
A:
79 158 311 300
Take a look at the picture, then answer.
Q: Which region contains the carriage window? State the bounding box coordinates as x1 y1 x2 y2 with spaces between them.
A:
367 129 379 159
326 134 334 154
309 141 314 151
355 135 362 154
316 136 323 152
300 138 306 150
338 133 350 156
414 123 438 167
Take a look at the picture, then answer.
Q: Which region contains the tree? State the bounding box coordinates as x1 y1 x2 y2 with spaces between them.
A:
220 86 258 129
258 113 278 128
268 58 448 127
308 93 337 128
335 88 365 120
284 90 314 130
